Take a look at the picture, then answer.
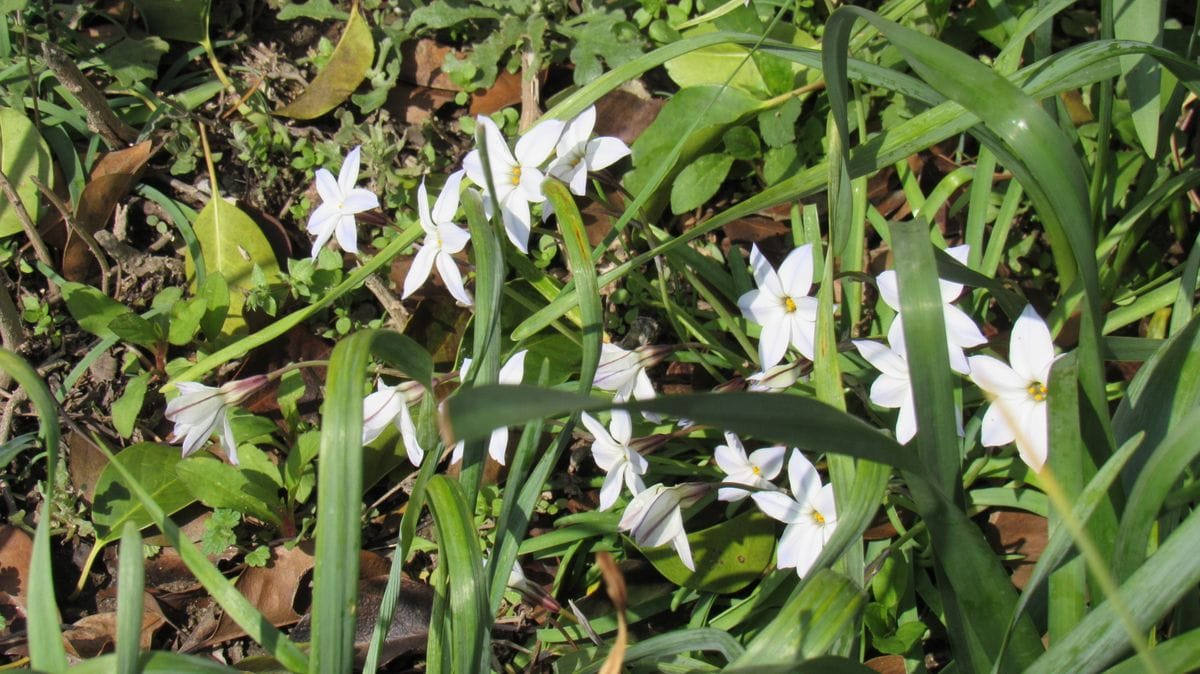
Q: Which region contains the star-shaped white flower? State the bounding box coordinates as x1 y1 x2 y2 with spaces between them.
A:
403 171 473 306
618 482 708 572
581 410 648 510
752 450 837 578
875 245 986 375
362 380 425 466
968 305 1056 472
164 375 266 465
451 350 528 465
746 360 803 392
546 106 630 196
593 343 668 402
737 244 819 369
714 432 785 502
853 339 917 444
463 115 564 253
306 145 380 258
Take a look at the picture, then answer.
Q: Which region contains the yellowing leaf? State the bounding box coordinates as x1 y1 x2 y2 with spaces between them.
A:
275 3 375 119
185 197 281 336
0 107 53 238
640 509 775 594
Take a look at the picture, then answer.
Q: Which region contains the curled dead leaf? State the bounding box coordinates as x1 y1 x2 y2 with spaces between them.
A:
275 3 374 119
65 140 155 281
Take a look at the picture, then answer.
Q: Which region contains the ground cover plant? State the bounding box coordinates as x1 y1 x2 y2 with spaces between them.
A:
1 0 1199 672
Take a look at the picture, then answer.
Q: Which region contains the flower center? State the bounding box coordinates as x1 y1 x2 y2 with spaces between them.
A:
510 166 522 186
1027 382 1048 402
751 465 761 476
783 296 797 313
812 509 826 526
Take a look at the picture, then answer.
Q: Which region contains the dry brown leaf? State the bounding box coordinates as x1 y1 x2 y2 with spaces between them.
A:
593 87 663 146
596 552 628 674
866 655 907 674
399 39 461 90
289 575 434 667
985 509 1048 590
721 215 789 245
0 525 33 630
469 70 531 116
205 544 315 645
385 82 457 126
67 431 109 503
63 594 166 658
65 140 154 281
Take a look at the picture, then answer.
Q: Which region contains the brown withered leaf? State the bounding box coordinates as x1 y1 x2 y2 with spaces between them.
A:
866 655 907 674
0 525 32 629
984 509 1048 590
290 575 434 667
399 39 461 90
593 86 663 146
63 593 167 658
65 140 155 281
385 83 457 125
721 215 789 245
470 70 532 117
205 544 314 645
67 430 108 503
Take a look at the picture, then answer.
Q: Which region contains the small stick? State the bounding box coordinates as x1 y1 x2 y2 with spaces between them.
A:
32 177 113 295
364 274 411 332
0 166 54 270
41 43 137 148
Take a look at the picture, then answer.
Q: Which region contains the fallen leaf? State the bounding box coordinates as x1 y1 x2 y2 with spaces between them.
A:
66 140 155 281
206 544 314 645
721 214 789 245
276 3 375 119
985 509 1048 590
0 107 53 238
384 82 457 126
469 69 535 116
63 594 166 657
399 39 460 90
0 525 33 616
289 575 434 667
593 86 663 146
866 654 907 674
67 430 109 503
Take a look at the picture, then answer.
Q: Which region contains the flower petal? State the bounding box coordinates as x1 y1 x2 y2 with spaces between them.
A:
499 350 528 386
306 202 339 235
876 270 900 310
488 427 509 465
777 244 814 297
1010 305 1055 384
854 340 905 378
417 180 436 233
559 106 595 154
609 409 632 446
436 251 473 306
980 401 1017 448
500 197 532 253
968 355 1028 398
750 445 786 480
517 167 548 203
788 449 821 503
599 468 623 511
341 187 379 213
431 170 465 225
397 403 423 466
338 146 362 194
437 223 471 254
403 243 438 300
221 414 239 465
895 395 918 444
1014 398 1048 472
585 136 631 171
334 215 358 255
515 119 565 167
752 491 805 524
945 305 986 348
869 372 910 410
758 320 791 370
315 168 341 204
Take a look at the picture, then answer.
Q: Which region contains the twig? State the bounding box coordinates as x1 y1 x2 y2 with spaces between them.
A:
41 43 137 149
32 177 112 295
518 39 541 133
364 274 411 331
0 268 25 391
0 386 26 446
0 166 54 271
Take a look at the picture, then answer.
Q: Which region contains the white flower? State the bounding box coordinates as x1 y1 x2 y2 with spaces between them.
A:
746 360 803 392
618 483 708 572
164 375 266 465
580 411 648 510
362 380 425 466
968 305 1055 472
403 171 472 306
714 432 785 502
451 350 528 465
853 339 918 444
752 450 837 578
594 343 668 402
875 245 986 375
737 244 819 369
546 106 630 196
503 559 561 612
463 115 564 253
306 145 380 258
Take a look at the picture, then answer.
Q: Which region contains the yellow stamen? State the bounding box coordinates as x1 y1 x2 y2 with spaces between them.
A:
751 465 761 476
784 297 797 313
510 166 522 186
813 510 826 525
1027 382 1048 402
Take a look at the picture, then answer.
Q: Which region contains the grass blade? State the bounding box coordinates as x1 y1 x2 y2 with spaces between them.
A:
116 522 145 674
0 349 68 673
425 476 489 674
543 180 602 393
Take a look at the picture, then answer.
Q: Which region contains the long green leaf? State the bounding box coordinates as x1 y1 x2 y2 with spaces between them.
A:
116 522 144 674
543 180 602 393
0 349 68 673
309 329 433 673
442 386 915 471
425 476 489 674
